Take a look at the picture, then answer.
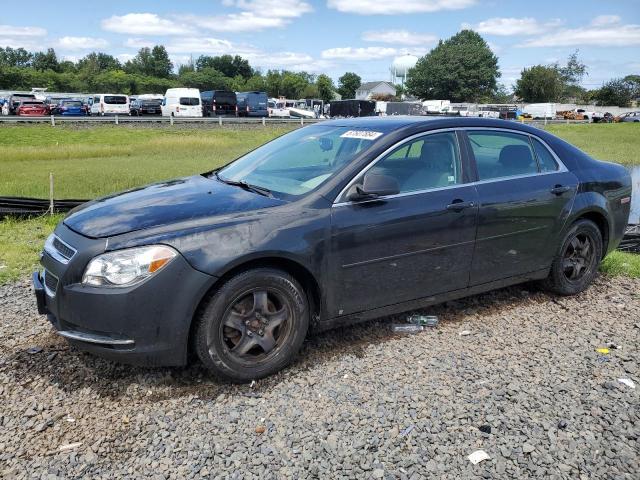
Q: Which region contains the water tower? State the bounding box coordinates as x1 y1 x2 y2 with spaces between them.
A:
390 54 418 86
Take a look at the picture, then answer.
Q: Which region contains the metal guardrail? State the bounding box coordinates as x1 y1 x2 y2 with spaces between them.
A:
0 115 324 126
0 115 593 127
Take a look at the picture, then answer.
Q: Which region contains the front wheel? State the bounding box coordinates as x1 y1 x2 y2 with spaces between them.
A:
194 268 309 382
543 219 603 295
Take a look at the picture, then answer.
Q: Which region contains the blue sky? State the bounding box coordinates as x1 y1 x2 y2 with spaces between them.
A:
1 0 639 88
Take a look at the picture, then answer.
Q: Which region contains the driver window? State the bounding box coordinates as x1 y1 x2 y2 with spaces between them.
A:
370 132 462 193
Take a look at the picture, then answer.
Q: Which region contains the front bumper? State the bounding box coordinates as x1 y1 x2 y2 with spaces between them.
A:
34 224 215 366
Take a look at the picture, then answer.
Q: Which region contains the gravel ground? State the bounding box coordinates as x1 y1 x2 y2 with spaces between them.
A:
1 275 639 479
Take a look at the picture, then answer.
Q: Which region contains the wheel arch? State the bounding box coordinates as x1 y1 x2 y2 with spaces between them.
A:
571 209 610 257
187 254 323 357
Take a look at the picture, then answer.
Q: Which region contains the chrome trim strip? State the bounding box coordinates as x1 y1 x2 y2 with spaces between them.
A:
332 126 569 207
43 270 57 298
57 330 135 346
43 234 77 265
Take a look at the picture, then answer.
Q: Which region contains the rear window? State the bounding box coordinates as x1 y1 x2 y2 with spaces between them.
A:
104 96 127 104
63 101 83 107
142 100 162 106
179 97 200 106
213 92 236 103
22 102 42 106
468 131 538 180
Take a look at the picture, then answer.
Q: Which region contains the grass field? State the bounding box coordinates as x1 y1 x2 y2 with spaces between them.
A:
0 125 294 199
0 122 638 284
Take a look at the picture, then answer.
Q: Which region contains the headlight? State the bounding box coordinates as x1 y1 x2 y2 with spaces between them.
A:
82 245 177 287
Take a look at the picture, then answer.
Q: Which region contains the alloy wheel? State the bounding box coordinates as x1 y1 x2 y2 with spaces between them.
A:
219 288 292 363
562 233 595 282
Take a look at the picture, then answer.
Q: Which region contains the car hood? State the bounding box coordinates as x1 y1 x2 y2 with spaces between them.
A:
64 174 284 238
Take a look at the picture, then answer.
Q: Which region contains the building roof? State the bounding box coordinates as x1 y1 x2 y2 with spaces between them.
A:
357 81 395 91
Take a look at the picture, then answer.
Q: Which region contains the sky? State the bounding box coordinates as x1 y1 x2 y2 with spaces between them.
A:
1 0 639 88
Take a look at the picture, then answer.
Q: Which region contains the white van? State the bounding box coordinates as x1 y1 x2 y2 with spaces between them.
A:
161 88 203 117
88 94 129 116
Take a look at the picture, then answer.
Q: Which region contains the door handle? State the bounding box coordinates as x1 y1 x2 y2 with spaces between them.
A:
446 200 475 212
550 185 571 195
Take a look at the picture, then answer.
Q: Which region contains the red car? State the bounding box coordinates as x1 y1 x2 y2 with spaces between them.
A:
17 101 50 116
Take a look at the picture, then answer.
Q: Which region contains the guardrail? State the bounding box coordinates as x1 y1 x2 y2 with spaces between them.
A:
0 115 594 127
0 115 324 126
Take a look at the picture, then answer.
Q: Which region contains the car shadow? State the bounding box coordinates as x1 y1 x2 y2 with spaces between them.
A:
6 281 562 402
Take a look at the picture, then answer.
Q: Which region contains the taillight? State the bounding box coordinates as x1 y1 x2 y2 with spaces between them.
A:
212 105 216 112
176 106 180 112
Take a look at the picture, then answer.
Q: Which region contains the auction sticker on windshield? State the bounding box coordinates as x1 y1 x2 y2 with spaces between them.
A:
340 130 384 140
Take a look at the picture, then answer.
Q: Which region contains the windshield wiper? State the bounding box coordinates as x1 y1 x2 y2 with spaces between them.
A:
214 172 273 198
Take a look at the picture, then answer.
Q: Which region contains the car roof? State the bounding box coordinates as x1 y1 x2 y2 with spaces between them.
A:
319 116 543 134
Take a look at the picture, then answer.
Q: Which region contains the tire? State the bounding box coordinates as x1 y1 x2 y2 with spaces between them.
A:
543 219 603 296
194 268 309 382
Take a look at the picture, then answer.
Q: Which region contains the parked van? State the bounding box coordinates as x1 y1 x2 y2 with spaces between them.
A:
236 91 268 117
201 90 237 116
162 88 203 117
523 103 556 120
88 94 130 116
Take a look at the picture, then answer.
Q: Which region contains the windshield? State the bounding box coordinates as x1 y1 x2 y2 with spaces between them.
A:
104 96 127 104
179 97 200 106
217 125 382 197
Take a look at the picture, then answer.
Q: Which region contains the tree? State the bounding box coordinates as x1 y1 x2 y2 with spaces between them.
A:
150 45 173 78
337 72 361 99
515 66 564 102
0 47 32 67
77 52 121 74
125 46 173 78
315 74 334 102
623 74 640 100
406 30 499 102
195 55 252 79
32 48 59 72
280 71 309 99
593 78 634 107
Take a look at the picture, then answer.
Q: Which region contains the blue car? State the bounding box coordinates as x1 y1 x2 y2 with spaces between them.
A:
54 99 88 116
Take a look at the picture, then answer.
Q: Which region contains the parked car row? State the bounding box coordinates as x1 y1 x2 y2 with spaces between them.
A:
0 89 271 118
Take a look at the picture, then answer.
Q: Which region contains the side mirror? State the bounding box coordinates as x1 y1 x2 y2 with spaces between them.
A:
347 173 400 201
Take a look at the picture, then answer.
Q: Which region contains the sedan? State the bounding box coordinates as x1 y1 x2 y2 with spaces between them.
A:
54 99 88 116
33 117 632 382
17 101 49 116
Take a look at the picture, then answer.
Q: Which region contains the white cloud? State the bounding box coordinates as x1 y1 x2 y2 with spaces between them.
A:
101 13 196 35
184 12 288 32
0 25 47 37
591 15 621 27
519 22 640 47
152 37 237 55
222 0 312 18
321 46 398 60
362 29 437 46
327 0 476 15
464 17 562 36
56 36 109 51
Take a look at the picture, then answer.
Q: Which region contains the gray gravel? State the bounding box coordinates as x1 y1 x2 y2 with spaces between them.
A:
1 275 639 479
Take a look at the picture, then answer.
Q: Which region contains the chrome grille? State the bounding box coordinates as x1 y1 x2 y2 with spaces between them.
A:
43 270 59 297
44 234 76 264
52 237 75 260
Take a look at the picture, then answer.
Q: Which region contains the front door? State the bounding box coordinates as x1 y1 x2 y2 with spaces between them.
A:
464 129 578 285
328 131 479 317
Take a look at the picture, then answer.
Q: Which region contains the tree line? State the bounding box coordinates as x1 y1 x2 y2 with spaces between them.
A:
1 33 638 106
0 45 362 103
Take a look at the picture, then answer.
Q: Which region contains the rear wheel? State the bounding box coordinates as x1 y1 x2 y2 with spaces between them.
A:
543 219 602 295
194 268 309 382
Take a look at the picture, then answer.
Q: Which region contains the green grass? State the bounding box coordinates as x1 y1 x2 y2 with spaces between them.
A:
600 250 640 278
546 123 639 166
0 125 294 199
0 214 63 284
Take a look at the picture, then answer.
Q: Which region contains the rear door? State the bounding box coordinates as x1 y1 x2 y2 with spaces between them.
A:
463 129 578 285
329 130 479 317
